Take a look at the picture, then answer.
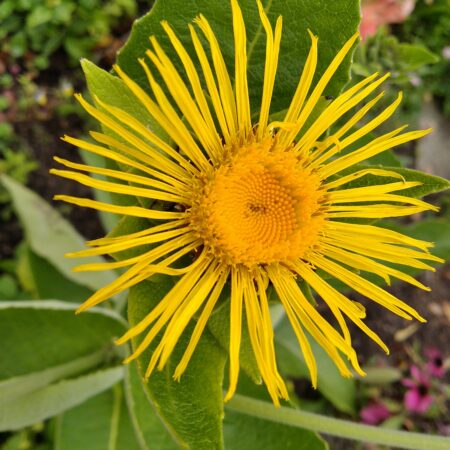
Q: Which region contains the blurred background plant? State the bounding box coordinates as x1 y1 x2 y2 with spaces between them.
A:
0 0 449 449
0 0 137 70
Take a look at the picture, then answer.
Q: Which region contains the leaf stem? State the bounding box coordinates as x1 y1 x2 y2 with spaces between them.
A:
226 394 450 450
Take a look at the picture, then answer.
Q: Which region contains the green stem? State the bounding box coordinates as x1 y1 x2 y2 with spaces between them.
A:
226 394 450 450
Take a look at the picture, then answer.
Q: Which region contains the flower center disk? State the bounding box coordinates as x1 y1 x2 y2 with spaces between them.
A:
190 139 325 266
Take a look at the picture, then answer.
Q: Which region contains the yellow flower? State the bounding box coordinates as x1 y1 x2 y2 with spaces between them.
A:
52 0 442 405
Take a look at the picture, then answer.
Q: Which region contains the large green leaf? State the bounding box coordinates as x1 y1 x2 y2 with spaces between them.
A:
0 175 115 292
128 280 227 450
0 300 125 382
0 367 124 431
333 165 450 198
117 0 360 114
16 244 93 302
124 363 180 450
273 310 356 415
0 350 108 406
54 385 141 450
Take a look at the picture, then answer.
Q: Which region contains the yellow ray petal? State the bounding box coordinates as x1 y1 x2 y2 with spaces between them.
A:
75 94 190 180
324 168 405 190
278 30 318 144
281 32 359 146
294 72 389 155
195 14 238 140
174 267 229 379
161 21 220 150
321 128 432 178
224 266 244 401
310 92 385 164
256 0 282 139
66 227 190 258
86 218 188 247
53 195 185 221
231 0 251 136
312 92 403 166
146 37 222 161
50 168 185 204
155 262 222 371
321 242 430 291
74 237 200 273
63 134 189 190
189 24 231 143
242 275 277 403
53 156 189 200
310 254 426 322
325 221 434 251
327 204 431 219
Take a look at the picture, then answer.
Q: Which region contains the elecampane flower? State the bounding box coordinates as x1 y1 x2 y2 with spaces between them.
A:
52 0 442 405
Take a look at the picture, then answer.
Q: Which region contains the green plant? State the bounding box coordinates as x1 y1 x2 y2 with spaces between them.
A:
351 28 439 127
399 0 450 115
0 0 137 70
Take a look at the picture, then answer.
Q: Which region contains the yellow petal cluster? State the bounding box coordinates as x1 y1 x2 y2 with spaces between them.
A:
52 0 442 405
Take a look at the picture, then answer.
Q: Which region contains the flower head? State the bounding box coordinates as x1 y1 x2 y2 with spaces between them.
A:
52 0 442 405
425 347 445 379
403 365 433 414
360 401 391 425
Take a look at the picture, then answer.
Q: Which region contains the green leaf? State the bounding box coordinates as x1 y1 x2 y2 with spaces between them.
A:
0 367 124 432
395 43 439 71
124 363 180 450
223 371 328 449
405 218 450 261
224 410 328 450
128 280 227 450
0 350 108 406
273 311 356 415
0 175 115 292
207 302 261 384
54 385 142 450
17 244 93 302
334 165 450 198
0 300 126 382
357 367 402 385
117 0 360 114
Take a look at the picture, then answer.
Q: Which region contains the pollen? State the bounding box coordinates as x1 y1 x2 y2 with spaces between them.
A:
190 137 326 266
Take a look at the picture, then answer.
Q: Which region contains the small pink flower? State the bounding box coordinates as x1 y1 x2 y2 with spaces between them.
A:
360 401 391 425
425 347 445 379
402 365 433 414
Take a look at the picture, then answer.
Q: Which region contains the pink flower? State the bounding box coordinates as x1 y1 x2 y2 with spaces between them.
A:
425 347 445 379
360 0 415 40
402 365 433 414
360 401 391 425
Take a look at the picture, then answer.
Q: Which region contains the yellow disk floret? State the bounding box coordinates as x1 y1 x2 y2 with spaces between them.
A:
190 137 325 266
